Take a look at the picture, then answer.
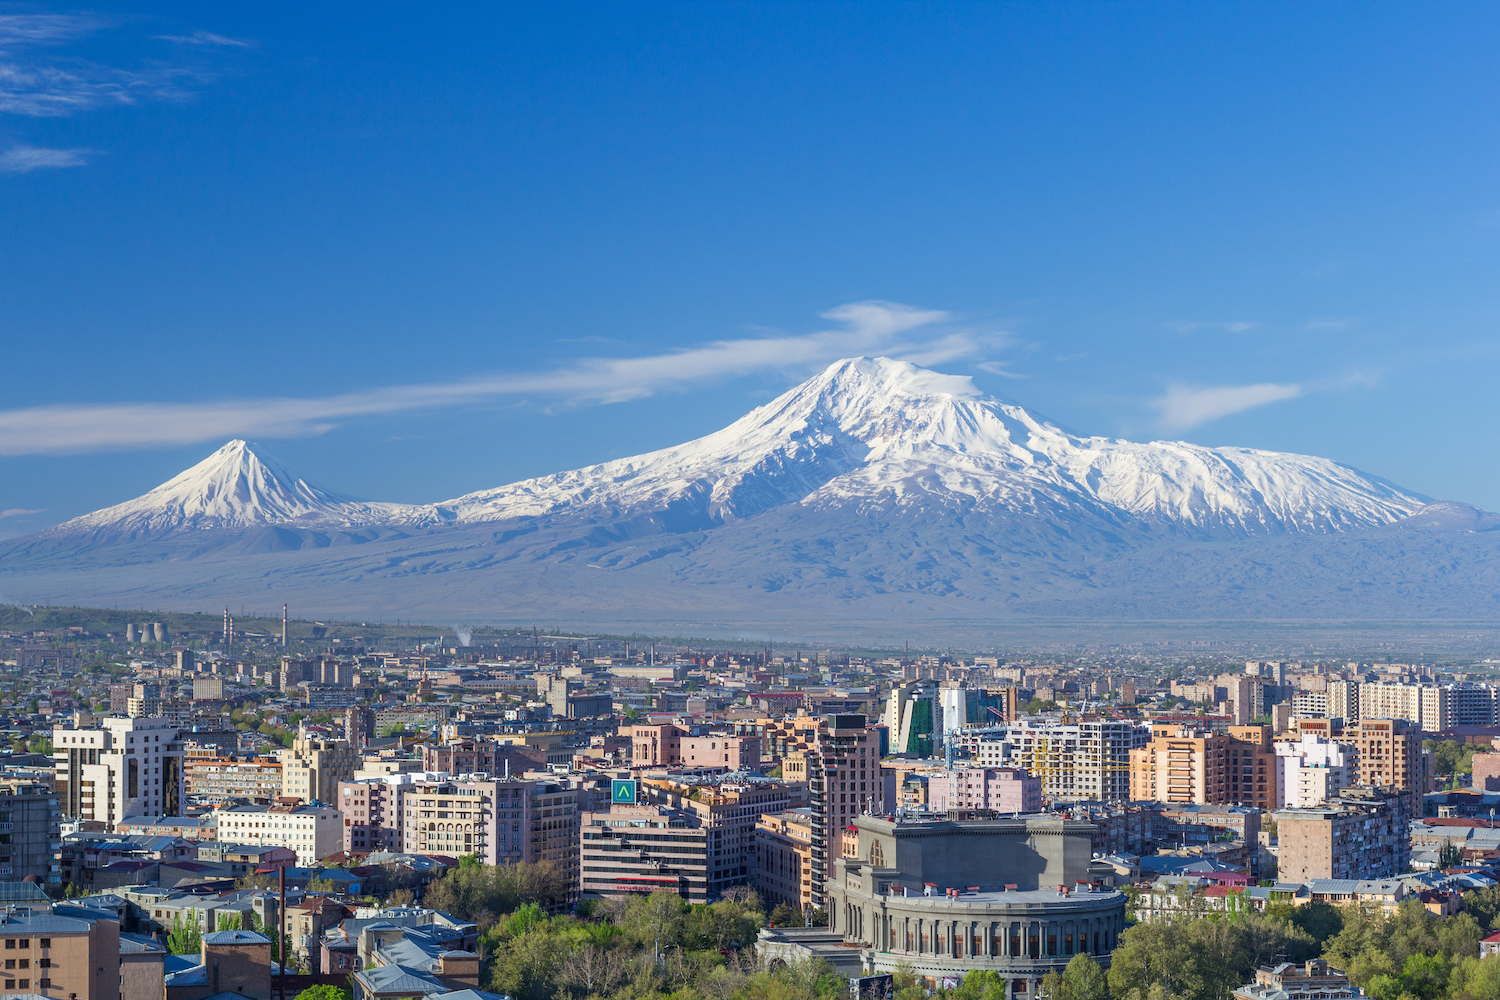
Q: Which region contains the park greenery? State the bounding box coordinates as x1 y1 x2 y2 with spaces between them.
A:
1426 740 1494 779
411 852 1500 1000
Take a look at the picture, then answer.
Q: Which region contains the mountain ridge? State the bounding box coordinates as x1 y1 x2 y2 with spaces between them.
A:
6 356 1493 629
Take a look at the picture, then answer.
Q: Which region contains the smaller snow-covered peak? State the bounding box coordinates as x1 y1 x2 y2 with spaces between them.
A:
50 440 444 538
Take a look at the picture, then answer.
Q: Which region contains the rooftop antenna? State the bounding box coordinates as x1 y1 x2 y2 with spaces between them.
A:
282 604 288 648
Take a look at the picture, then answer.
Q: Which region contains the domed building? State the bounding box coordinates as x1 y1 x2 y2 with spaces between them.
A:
759 812 1127 996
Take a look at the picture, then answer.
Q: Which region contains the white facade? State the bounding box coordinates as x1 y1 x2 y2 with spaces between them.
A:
1274 735 1354 808
53 717 184 827
999 720 1149 802
214 804 343 864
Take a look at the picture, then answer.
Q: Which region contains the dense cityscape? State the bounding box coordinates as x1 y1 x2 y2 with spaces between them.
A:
0 607 1494 1000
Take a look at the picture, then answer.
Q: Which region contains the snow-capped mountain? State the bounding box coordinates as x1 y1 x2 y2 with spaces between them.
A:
46 439 446 541
436 357 1428 536
39 358 1431 543
11 356 1484 630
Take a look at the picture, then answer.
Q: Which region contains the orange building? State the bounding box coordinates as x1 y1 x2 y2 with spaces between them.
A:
1130 724 1277 808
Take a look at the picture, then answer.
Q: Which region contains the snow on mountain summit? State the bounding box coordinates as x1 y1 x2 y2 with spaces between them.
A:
439 356 1432 535
45 358 1433 543
50 440 443 539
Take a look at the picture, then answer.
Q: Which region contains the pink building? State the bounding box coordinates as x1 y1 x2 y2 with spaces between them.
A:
1473 753 1500 791
628 724 761 771
629 724 684 767
925 766 1042 814
679 735 761 770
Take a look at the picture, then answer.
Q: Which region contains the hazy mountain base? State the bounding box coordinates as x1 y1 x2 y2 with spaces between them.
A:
4 498 1500 644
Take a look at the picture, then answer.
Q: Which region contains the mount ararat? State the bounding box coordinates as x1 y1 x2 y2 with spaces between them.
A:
5 357 1500 633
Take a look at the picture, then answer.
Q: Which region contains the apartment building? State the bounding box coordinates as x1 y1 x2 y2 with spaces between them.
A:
1129 725 1277 808
642 776 803 896
732 717 821 763
1273 735 1355 808
1004 720 1150 802
925 766 1042 813
184 758 283 804
580 802 709 902
279 735 356 805
0 903 122 1000
213 802 342 864
1291 692 1329 718
338 777 404 855
754 809 813 912
346 773 580 890
0 783 60 886
1326 680 1471 731
53 717 184 826
808 714 893 908
1349 718 1426 813
625 725 761 771
1275 786 1410 881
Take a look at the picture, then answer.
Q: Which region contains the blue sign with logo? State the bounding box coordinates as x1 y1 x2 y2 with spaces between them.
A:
612 779 637 804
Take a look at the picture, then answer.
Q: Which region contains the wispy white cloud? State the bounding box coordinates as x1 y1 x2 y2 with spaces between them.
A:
0 14 107 45
974 360 1027 379
0 144 89 172
0 15 237 118
0 58 204 116
0 301 1011 455
153 31 251 48
1305 317 1356 332
1152 382 1304 430
1165 320 1256 335
0 508 45 519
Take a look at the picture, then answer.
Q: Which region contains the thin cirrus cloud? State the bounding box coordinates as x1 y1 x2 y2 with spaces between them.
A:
0 14 237 118
0 144 89 173
0 301 1010 456
0 508 46 519
153 31 252 47
1152 382 1305 431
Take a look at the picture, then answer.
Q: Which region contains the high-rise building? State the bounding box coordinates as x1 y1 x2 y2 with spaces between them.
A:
642 776 803 896
52 717 184 825
755 808 814 912
191 677 223 702
1273 734 1355 808
175 649 194 672
1274 786 1410 881
1447 684 1499 726
0 782 60 886
344 706 375 751
1003 720 1149 802
925 766 1042 813
1357 684 1450 732
279 735 356 805
1349 718 1426 812
580 800 709 901
1129 725 1277 808
808 714 894 908
125 683 159 719
883 682 936 755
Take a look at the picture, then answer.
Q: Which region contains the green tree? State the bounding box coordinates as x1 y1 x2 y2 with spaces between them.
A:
1058 952 1109 1000
293 986 350 1000
216 913 241 932
167 913 202 955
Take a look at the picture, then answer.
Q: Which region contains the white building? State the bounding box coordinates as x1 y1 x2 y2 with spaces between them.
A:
213 803 343 864
53 717 184 827
1274 734 1355 808
997 720 1149 802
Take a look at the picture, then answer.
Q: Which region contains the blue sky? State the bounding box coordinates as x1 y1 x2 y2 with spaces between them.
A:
4 2 1500 535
